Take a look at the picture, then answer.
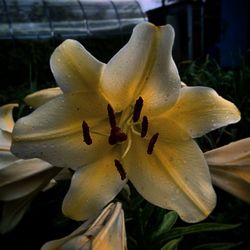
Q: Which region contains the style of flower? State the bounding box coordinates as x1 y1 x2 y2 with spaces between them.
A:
11 22 240 223
205 138 250 203
0 97 61 233
41 202 126 250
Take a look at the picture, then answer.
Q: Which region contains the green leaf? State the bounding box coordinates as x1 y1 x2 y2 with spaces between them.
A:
160 223 240 244
160 237 182 250
192 241 243 250
141 203 155 228
151 211 178 241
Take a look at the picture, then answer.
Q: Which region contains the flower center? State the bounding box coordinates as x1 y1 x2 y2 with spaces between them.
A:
81 97 159 180
107 104 128 145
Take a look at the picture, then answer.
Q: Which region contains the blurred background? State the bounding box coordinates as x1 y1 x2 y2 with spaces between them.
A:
0 0 249 104
0 0 249 249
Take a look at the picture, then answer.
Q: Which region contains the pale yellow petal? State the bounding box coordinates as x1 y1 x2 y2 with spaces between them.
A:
0 159 60 201
50 39 104 93
0 150 18 170
204 138 250 203
0 103 18 132
125 134 216 223
11 92 110 169
100 22 180 113
92 203 126 250
42 203 126 250
24 87 63 108
165 87 241 138
140 24 181 115
147 116 190 141
210 167 250 203
204 138 250 166
0 130 12 150
62 150 126 221
181 81 187 87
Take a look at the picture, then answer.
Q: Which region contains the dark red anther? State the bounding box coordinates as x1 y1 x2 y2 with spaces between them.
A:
132 97 143 122
141 116 148 138
82 121 92 145
114 159 127 180
147 133 159 154
107 104 116 128
109 127 127 145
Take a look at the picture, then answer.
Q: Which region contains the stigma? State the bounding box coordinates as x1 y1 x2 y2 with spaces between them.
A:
109 126 127 145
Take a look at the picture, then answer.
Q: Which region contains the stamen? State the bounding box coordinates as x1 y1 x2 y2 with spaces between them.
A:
147 133 159 154
114 159 126 180
107 104 116 128
141 116 148 138
82 121 92 145
132 97 143 122
109 127 127 145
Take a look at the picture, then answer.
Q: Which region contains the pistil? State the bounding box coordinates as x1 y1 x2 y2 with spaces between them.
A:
114 159 126 180
109 127 127 145
107 104 116 128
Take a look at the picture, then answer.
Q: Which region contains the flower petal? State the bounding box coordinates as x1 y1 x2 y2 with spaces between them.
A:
0 104 18 132
62 150 126 221
205 138 250 203
50 39 104 93
100 22 180 113
42 203 126 250
24 87 63 108
11 92 109 169
148 116 190 141
125 134 216 223
0 150 18 170
204 138 250 166
0 159 60 201
92 203 126 250
165 87 240 138
0 130 12 150
210 167 250 203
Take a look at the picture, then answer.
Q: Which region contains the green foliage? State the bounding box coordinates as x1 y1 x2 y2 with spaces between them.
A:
160 238 182 250
192 242 243 250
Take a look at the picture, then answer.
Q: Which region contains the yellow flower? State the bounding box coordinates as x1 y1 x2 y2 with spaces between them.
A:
205 138 250 203
0 99 61 233
11 22 240 223
41 202 126 250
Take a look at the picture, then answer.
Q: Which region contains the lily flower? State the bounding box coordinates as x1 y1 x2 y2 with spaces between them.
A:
24 87 63 109
0 101 61 233
11 22 240 223
41 202 126 250
205 138 250 203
